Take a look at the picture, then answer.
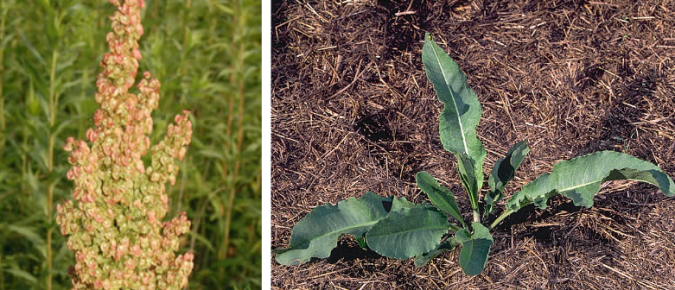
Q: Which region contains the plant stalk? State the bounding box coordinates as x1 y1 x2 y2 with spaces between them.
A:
221 0 245 263
472 209 481 224
46 48 59 290
0 250 4 290
219 4 236 264
181 0 191 77
466 184 480 224
172 0 192 221
488 209 512 230
0 0 6 157
489 200 533 230
448 223 462 233
458 165 481 224
223 41 246 261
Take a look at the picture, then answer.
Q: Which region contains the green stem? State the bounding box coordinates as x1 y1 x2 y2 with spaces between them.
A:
0 0 6 157
489 200 533 230
181 0 191 77
1 249 5 290
173 0 192 219
220 0 244 263
448 223 462 233
46 48 58 290
49 51 59 125
458 169 481 224
467 186 480 224
223 41 246 262
489 209 513 230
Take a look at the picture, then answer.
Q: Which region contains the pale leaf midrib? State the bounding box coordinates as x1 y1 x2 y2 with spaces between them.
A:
462 239 475 269
533 176 655 201
368 224 448 238
430 45 470 155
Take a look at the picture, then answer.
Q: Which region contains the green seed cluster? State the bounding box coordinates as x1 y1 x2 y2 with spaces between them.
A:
56 0 193 289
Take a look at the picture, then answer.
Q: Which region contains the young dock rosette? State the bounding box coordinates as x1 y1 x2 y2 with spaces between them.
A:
274 33 675 277
56 0 194 289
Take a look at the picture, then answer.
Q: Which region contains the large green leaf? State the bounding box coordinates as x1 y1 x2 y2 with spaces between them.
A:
456 222 493 276
485 141 530 215
414 237 460 267
422 33 486 193
416 171 465 227
367 206 450 260
389 195 417 212
274 192 392 265
507 151 675 211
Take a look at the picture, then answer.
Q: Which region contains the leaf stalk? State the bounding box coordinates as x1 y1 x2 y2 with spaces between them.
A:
489 201 532 230
448 223 462 233
489 209 511 230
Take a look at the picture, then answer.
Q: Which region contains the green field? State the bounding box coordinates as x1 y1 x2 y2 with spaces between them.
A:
0 0 261 289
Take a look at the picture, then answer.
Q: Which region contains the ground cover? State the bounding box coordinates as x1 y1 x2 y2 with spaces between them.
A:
272 0 675 288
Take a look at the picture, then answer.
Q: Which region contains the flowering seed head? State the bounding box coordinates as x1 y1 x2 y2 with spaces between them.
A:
56 1 194 289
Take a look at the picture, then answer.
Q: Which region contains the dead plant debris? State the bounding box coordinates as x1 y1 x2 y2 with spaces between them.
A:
272 0 675 288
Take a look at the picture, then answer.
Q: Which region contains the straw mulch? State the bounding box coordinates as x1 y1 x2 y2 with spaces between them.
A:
272 0 675 288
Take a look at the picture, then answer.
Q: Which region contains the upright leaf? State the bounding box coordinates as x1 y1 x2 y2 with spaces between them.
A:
274 192 392 265
367 206 449 260
456 222 493 276
422 33 486 193
416 171 465 227
485 141 530 215
507 151 675 212
457 154 480 213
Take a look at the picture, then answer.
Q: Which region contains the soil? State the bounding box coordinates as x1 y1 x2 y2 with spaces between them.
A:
271 0 675 289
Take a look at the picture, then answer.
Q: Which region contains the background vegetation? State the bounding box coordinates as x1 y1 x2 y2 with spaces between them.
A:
0 0 261 289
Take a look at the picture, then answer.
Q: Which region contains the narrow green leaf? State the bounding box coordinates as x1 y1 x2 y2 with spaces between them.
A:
197 149 226 161
51 118 75 139
485 141 530 215
367 206 449 260
456 222 493 276
414 237 459 267
422 33 486 192
416 171 465 226
5 268 38 285
274 192 392 265
507 151 675 211
7 225 45 250
188 232 216 253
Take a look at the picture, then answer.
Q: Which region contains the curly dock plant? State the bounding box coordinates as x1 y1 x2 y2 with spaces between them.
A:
274 34 675 276
56 0 194 289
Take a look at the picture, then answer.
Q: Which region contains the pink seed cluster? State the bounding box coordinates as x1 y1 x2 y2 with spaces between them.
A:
56 0 193 289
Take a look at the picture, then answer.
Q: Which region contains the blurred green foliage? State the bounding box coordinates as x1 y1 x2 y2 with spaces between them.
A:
0 0 261 289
